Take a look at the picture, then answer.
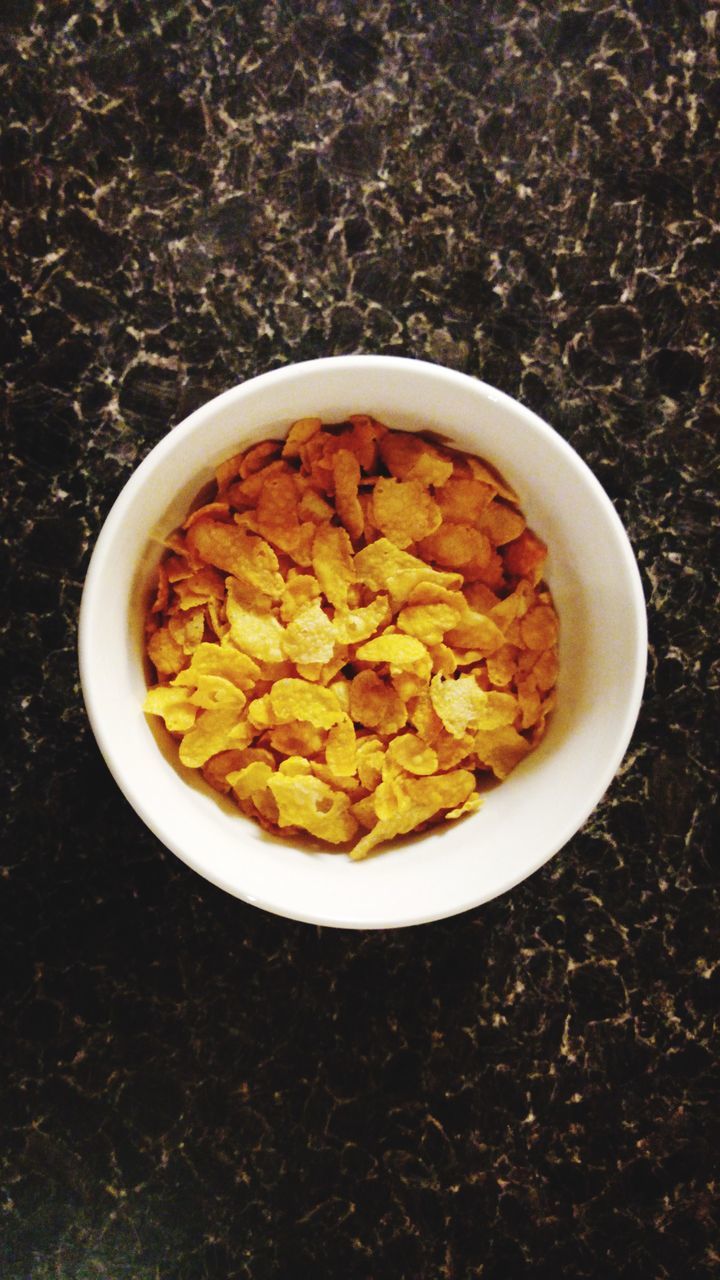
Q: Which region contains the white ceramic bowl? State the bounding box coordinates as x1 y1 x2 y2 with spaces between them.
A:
79 355 647 928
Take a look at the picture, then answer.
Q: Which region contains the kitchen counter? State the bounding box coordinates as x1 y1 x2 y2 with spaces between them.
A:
3 2 718 1276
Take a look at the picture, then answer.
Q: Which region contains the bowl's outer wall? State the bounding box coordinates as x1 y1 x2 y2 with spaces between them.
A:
79 357 647 927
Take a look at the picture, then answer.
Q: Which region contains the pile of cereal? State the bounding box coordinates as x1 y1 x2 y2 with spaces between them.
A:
143 416 558 860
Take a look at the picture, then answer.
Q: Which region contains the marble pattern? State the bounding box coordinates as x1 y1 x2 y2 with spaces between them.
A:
2 1 718 1276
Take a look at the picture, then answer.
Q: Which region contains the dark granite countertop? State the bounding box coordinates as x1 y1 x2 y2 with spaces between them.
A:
2 2 718 1276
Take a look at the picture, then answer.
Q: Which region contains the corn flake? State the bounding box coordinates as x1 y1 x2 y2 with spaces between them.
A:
350 670 407 733
267 773 358 844
143 686 198 733
386 733 439 776
187 519 284 599
333 448 365 542
282 598 336 666
269 677 345 729
178 708 253 768
325 715 357 778
312 524 355 610
354 537 462 608
397 602 463 646
371 477 441 549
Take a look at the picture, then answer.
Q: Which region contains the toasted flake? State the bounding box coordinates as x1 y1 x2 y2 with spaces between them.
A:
269 722 326 756
178 708 253 768
280 573 322 624
187 519 284 599
332 595 391 646
379 432 453 486
354 537 462 609
478 500 526 546
269 678 345 729
143 685 198 733
355 632 431 674
371 476 442 549
282 598 336 666
520 604 559 651
188 675 247 711
312 523 356 610
429 673 501 738
349 670 407 733
168 607 205 654
147 625 186 677
444 610 505 654
349 769 474 860
240 440 281 478
417 523 491 569
326 715 357 777
397 602 463 646
473 726 531 778
446 792 483 820
226 579 285 662
435 477 495 523
504 529 547 580
333 448 364 541
267 773 358 844
227 761 274 800
386 734 439 776
172 566 226 610
172 640 261 691
282 417 323 458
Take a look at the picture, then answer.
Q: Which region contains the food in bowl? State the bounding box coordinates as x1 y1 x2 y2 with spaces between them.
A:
79 355 646 926
142 415 559 859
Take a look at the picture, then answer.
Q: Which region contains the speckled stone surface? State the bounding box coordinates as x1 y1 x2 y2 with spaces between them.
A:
2 2 719 1276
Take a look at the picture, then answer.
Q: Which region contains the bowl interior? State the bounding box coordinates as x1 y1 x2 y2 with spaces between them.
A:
79 356 646 927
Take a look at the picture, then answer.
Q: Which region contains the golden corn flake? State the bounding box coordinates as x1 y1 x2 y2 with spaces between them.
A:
444 610 505 655
312 523 355 610
477 500 526 546
474 726 532 779
268 722 326 757
430 673 488 738
227 760 274 800
281 598 336 666
397 602 463 646
178 708 253 769
279 572 321 623
147 625 186 677
226 582 285 664
354 537 462 608
187 520 284 599
269 677 345 729
325 715 357 778
386 733 439 776
187 675 247 711
281 416 323 458
435 477 494 523
371 476 441 549
417 523 491 569
332 595 391 646
350 670 407 734
144 417 559 858
429 643 458 676
267 773 358 844
355 632 431 674
332 448 364 542
173 640 261 691
167 607 205 654
520 604 559 651
143 685 198 733
379 432 453 487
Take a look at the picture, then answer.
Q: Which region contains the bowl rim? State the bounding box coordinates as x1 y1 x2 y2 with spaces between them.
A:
79 354 648 927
